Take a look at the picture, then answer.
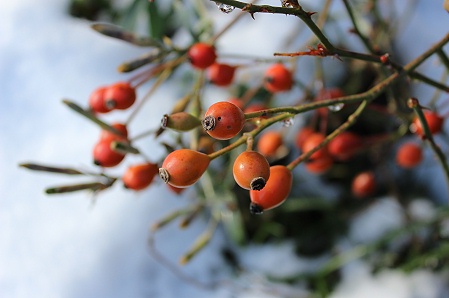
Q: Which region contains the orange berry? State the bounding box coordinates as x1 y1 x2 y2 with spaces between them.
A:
233 151 270 191
396 142 423 169
328 132 362 161
295 127 315 149
99 123 128 143
159 149 210 188
301 132 329 161
249 165 292 214
104 82 136 110
208 63 236 86
244 103 269 121
257 131 284 158
263 63 293 93
188 43 217 69
202 101 245 140
89 86 113 113
304 155 333 174
93 139 125 167
227 97 245 110
351 171 376 198
412 111 444 137
122 163 159 190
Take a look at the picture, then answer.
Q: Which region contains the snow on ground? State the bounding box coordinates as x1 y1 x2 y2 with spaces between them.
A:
1 0 449 298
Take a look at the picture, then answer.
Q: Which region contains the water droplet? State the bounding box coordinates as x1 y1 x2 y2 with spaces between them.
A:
216 3 235 13
328 103 344 112
282 117 294 127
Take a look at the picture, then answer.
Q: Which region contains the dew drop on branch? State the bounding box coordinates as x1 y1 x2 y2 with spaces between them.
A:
282 117 294 127
215 3 235 13
328 103 344 112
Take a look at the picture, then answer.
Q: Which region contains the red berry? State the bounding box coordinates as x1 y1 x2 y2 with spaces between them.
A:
100 123 128 143
304 155 333 174
412 111 444 136
351 171 376 198
295 127 315 149
188 43 217 69
104 82 136 110
257 131 284 158
122 163 159 190
396 142 423 169
301 132 329 161
249 165 292 214
93 139 125 167
233 151 270 190
263 63 293 93
89 86 113 113
159 149 210 188
202 101 245 140
208 63 236 86
328 132 362 161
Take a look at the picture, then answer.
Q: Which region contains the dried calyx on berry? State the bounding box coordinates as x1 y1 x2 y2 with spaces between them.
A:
161 112 201 132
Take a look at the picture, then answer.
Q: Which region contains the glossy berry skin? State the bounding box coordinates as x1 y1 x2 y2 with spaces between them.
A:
100 123 128 143
202 101 245 140
328 132 362 161
249 165 292 214
257 131 283 158
159 149 210 188
301 132 329 161
89 86 113 113
233 151 270 191
412 111 444 137
305 155 333 174
104 82 136 110
295 127 315 149
93 139 125 167
122 163 159 190
351 171 376 198
188 43 217 69
263 63 293 93
396 142 423 169
208 63 236 86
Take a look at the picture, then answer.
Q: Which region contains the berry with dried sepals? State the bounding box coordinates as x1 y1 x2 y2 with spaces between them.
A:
202 101 245 140
249 165 292 214
233 151 270 191
263 63 293 93
104 82 136 110
123 163 159 190
89 86 114 113
93 139 126 167
159 149 210 188
208 63 236 86
188 43 217 69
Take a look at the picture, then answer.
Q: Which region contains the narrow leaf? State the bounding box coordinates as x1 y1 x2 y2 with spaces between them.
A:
117 49 167 73
19 163 84 175
45 182 112 194
62 99 122 135
91 23 164 47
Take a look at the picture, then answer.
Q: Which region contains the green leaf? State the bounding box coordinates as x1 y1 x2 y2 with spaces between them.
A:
45 180 115 194
90 22 164 47
19 163 84 175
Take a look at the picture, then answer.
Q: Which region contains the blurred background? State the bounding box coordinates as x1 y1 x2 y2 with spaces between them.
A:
1 0 449 297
